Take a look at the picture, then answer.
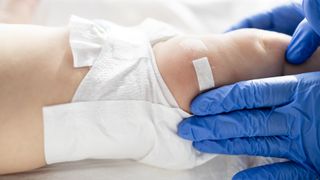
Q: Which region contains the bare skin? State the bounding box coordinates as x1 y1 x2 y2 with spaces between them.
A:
1 2 320 174
0 0 88 174
0 25 89 174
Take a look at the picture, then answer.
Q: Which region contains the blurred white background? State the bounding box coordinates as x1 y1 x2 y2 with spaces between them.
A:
33 0 290 33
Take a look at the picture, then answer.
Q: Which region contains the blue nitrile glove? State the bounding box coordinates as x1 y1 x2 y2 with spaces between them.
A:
226 1 320 64
178 72 320 180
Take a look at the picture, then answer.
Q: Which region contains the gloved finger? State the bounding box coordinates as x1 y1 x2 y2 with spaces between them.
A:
226 3 304 35
286 19 320 64
225 12 272 32
232 161 318 180
190 75 298 116
193 136 290 158
178 108 290 141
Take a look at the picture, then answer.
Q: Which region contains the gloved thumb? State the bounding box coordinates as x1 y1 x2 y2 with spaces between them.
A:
303 0 320 36
232 161 318 180
286 19 320 64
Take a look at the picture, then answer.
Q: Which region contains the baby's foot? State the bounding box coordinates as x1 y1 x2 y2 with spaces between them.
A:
0 0 39 24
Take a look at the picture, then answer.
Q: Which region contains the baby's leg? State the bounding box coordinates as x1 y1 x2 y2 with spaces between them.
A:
154 29 320 112
1 24 320 175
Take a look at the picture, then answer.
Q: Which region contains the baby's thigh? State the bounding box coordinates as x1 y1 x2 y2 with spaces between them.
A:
0 25 88 174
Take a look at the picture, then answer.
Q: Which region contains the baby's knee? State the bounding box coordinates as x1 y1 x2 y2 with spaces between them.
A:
228 29 289 77
258 30 291 75
258 29 291 56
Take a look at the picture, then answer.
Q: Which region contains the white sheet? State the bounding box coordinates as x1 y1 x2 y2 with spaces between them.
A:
0 0 290 179
1 157 282 180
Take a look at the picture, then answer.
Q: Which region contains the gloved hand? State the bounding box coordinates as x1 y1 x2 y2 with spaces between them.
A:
226 1 320 64
178 72 320 179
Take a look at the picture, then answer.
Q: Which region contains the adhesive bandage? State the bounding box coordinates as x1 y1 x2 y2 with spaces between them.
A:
192 57 215 91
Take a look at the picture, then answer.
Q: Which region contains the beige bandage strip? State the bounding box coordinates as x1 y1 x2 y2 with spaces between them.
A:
192 57 215 91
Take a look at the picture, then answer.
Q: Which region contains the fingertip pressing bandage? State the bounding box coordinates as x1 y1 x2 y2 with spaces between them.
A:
42 16 215 170
193 57 215 91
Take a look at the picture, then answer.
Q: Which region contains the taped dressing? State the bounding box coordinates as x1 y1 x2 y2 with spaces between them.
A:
179 38 215 92
193 57 215 91
42 16 215 170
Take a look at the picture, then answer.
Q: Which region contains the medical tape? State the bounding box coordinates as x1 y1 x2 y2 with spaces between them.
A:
192 57 215 91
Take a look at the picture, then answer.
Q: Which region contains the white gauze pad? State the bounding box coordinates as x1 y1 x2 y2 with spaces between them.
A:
192 57 215 91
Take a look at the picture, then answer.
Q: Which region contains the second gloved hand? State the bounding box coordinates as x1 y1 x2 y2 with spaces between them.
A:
178 72 320 179
227 1 320 64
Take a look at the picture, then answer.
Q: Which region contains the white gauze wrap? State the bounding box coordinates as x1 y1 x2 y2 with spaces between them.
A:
42 16 215 170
